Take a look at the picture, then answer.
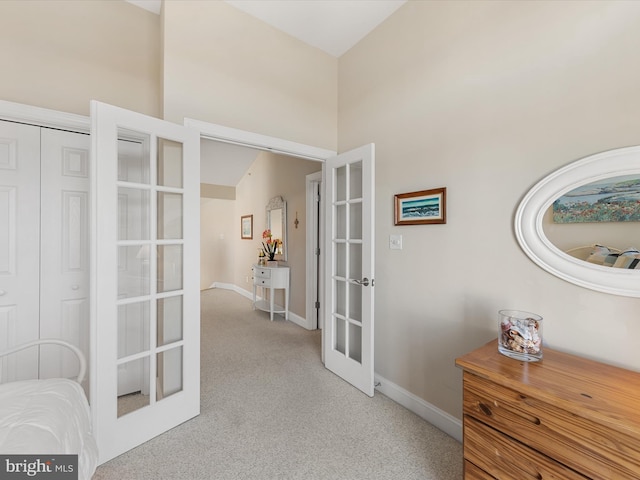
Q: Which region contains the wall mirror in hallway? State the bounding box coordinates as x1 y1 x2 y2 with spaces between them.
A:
266 195 287 261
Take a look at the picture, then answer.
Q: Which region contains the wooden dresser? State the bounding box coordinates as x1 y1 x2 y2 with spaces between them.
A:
455 340 640 479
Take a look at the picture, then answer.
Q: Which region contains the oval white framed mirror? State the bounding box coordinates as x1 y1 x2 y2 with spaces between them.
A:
515 145 640 297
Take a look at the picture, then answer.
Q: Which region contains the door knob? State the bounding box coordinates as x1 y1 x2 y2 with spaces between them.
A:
351 278 370 287
71 285 79 290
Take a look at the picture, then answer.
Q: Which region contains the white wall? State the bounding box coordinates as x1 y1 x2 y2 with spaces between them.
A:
339 0 640 418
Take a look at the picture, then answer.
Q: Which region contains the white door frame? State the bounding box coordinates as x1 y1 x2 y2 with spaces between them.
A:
184 119 336 163
305 171 322 332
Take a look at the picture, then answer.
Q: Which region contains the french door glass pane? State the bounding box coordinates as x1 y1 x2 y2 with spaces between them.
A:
117 136 149 184
157 138 183 188
157 296 183 346
117 246 150 298
157 192 183 239
335 318 346 355
349 283 362 321
348 323 362 363
117 357 150 418
336 165 347 202
335 279 346 317
349 161 363 199
117 187 149 241
157 347 183 399
349 203 362 239
336 204 347 239
336 243 346 278
157 245 183 293
117 301 150 359
349 243 362 280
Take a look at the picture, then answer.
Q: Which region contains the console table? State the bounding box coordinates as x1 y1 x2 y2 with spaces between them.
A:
252 264 289 321
455 340 640 479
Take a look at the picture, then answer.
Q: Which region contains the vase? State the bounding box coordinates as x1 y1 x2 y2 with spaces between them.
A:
498 309 543 362
266 260 278 267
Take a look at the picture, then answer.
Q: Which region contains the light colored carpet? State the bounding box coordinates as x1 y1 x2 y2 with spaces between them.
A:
93 288 463 479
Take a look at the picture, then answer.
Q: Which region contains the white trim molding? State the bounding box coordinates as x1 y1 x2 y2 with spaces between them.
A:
0 99 89 133
183 118 336 162
374 373 462 443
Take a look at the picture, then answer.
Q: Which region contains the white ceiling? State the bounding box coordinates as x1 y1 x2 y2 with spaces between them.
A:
126 0 407 185
128 0 406 57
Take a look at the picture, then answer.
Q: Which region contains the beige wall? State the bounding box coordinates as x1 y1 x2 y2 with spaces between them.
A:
0 0 160 117
543 206 640 252
162 0 338 150
200 152 320 315
6 0 640 428
236 152 320 317
200 197 236 289
339 0 640 418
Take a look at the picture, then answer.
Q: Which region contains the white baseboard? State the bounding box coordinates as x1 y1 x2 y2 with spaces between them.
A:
210 283 311 330
374 373 462 443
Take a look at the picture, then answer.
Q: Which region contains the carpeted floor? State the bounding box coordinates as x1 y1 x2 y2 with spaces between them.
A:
93 288 463 479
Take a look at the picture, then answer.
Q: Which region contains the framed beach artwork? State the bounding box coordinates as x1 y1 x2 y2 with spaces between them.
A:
553 175 640 223
241 214 253 239
394 187 446 225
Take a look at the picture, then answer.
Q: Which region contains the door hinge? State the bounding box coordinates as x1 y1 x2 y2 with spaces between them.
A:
315 301 320 309
315 247 320 256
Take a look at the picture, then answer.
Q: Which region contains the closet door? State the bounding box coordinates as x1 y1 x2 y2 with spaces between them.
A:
0 120 40 381
39 128 90 387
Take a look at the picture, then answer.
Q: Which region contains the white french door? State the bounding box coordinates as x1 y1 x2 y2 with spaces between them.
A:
91 101 200 464
323 144 375 396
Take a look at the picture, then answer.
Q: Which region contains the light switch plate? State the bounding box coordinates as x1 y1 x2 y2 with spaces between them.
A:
389 234 403 250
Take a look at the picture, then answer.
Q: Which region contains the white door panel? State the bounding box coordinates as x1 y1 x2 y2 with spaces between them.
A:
39 128 90 387
0 120 40 381
323 144 375 396
92 101 200 464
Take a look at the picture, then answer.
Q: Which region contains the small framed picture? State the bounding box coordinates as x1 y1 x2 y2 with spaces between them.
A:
394 187 446 225
241 214 253 239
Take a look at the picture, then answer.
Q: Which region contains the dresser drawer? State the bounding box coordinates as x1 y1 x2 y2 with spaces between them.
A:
464 415 587 480
463 372 640 479
254 268 271 279
464 460 495 480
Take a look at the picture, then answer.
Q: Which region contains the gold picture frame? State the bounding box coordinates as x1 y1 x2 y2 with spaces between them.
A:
394 187 446 225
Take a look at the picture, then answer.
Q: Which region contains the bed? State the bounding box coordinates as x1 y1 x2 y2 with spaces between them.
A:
565 244 640 268
0 339 98 480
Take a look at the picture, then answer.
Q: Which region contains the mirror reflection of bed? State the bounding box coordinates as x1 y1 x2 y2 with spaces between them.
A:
515 146 640 296
543 199 640 269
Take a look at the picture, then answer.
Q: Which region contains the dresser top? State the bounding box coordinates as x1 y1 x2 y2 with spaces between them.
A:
456 340 640 439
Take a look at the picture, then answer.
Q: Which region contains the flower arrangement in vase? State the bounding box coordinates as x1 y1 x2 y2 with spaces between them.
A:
261 229 279 265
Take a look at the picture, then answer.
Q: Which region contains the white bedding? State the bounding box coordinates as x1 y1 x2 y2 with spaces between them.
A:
0 378 98 480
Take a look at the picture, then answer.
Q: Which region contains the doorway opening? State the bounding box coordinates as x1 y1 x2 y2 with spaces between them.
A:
189 118 335 332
